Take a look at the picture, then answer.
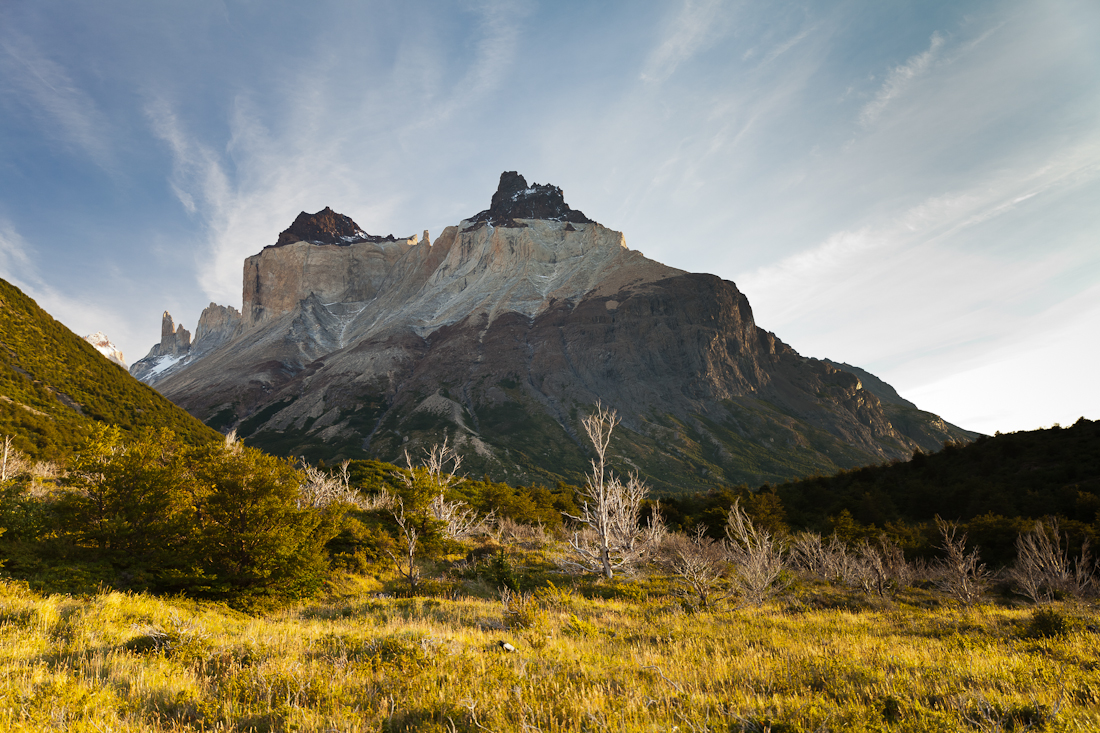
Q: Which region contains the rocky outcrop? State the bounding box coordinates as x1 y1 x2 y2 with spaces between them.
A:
242 235 419 326
83 331 126 368
825 360 916 409
128 311 193 383
274 206 408 247
134 172 977 492
193 304 243 354
159 311 191 357
468 171 595 227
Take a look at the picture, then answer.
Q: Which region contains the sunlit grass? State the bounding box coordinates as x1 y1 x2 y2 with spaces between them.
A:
1 573 1097 732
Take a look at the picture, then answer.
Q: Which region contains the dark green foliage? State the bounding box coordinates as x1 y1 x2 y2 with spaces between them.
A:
0 429 342 610
324 511 394 573
455 476 576 529
344 459 405 494
0 278 219 461
1023 608 1070 639
776 419 1100 530
661 419 1100 565
187 442 334 610
485 551 519 591
656 484 788 538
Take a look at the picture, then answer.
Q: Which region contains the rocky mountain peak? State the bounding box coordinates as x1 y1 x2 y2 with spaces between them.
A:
159 311 191 357
83 331 127 368
469 171 594 228
274 206 404 248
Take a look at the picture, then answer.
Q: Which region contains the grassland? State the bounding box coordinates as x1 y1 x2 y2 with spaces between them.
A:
2 560 1097 732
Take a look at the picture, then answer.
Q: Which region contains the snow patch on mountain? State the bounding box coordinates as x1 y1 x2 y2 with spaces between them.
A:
83 331 127 368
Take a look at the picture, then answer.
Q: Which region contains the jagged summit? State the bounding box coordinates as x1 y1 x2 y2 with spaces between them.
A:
273 206 404 248
83 331 127 368
132 173 976 492
467 171 595 228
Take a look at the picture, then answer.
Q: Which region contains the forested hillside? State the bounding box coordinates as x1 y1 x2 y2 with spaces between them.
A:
0 279 219 460
660 417 1100 565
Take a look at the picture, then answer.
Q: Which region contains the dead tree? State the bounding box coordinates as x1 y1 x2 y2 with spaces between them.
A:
298 459 367 509
935 518 987 606
396 439 490 540
1010 518 1094 603
855 535 912 598
2 435 11 482
561 403 664 579
725 499 787 605
385 499 421 595
661 526 732 608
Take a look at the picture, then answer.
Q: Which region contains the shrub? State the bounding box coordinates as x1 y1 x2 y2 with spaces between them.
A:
660 528 731 608
1009 518 1095 603
500 587 543 630
1023 608 1070 639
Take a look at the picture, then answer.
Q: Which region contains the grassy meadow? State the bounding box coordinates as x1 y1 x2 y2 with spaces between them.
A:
2 553 1098 733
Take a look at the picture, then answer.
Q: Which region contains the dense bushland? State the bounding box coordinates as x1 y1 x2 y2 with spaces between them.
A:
660 417 1100 566
1 428 340 610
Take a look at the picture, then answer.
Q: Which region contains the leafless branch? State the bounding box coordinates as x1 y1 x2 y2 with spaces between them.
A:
725 499 787 605
935 518 987 606
561 406 664 579
1010 518 1094 603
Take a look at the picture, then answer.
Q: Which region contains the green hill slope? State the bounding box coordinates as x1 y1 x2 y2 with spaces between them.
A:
658 417 1099 566
0 279 219 460
773 417 1100 530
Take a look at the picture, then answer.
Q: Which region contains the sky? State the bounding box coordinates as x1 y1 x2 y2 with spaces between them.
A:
0 0 1097 436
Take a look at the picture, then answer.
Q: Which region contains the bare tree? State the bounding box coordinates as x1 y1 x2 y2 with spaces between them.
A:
855 535 912 598
1010 519 1094 603
935 518 987 606
790 531 831 578
402 437 464 495
429 493 495 541
561 403 664 579
0 436 30 482
725 499 787 605
385 498 421 595
2 435 11 482
661 526 732 608
396 439 491 540
298 459 367 509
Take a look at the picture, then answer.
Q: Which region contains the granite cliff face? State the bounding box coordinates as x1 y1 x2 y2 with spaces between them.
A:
132 172 976 493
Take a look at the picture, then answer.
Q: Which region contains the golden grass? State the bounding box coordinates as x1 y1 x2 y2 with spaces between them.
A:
1 575 1097 732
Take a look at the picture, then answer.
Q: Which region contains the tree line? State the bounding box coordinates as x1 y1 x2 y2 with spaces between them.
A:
1 414 1097 612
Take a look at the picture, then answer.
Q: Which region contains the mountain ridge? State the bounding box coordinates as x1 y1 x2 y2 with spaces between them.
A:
131 172 976 493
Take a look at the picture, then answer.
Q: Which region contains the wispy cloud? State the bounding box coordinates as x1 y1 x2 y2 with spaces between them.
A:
0 31 113 168
641 0 731 83
143 0 537 307
738 136 1100 369
757 26 815 68
859 31 945 127
406 0 531 129
0 218 129 351
146 100 231 217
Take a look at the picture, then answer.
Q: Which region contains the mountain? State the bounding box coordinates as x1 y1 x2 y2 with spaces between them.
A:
83 331 127 368
0 279 220 461
131 172 976 493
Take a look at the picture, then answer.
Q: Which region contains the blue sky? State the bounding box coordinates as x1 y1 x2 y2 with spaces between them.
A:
1 0 1097 435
